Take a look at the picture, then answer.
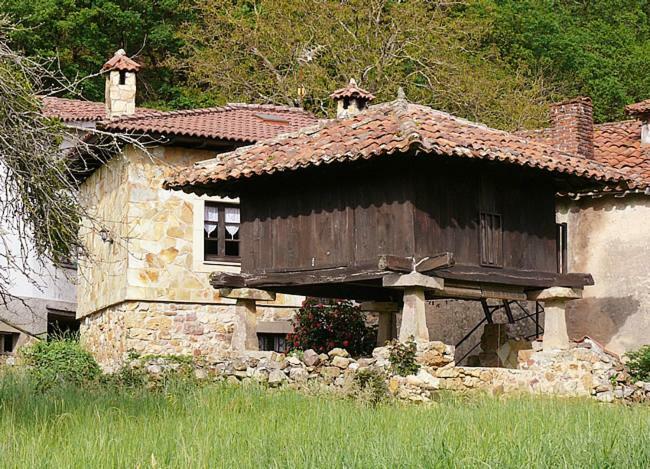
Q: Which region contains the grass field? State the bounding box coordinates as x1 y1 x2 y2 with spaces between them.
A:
0 373 649 468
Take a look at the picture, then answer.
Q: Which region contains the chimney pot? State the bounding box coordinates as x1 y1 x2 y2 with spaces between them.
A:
329 78 375 119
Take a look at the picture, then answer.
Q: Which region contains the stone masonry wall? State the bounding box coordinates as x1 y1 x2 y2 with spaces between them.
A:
78 144 302 362
81 300 295 372
133 339 649 404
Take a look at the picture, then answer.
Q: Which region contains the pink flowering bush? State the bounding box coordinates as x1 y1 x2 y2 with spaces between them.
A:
287 298 377 356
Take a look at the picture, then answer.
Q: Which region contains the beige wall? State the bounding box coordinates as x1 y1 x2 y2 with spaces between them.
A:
78 145 302 319
558 194 650 354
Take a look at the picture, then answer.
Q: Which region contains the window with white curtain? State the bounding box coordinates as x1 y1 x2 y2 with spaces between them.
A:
204 202 240 261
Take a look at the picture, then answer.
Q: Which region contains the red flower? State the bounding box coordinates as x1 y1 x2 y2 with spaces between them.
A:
342 340 349 348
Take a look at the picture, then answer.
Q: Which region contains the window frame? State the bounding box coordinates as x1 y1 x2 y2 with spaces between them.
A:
479 211 503 268
203 202 241 263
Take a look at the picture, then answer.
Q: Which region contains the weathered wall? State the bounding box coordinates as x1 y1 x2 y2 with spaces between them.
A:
81 300 294 371
558 194 650 354
78 154 131 317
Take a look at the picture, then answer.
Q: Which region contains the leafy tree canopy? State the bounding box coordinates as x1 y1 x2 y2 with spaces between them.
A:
3 0 650 125
0 0 192 108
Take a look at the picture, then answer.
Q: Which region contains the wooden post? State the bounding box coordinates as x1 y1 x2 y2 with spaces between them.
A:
528 287 582 351
399 287 429 342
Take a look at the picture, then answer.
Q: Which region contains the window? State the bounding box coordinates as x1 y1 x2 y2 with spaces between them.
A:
0 333 17 354
557 223 568 274
258 333 288 353
479 212 503 267
204 202 240 261
119 70 127 85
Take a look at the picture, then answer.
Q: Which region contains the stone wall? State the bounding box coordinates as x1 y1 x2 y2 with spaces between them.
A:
81 299 295 371
558 194 650 354
78 154 130 316
78 144 303 363
133 339 649 404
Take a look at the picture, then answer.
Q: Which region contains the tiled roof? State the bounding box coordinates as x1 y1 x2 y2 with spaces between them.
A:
593 120 650 185
164 98 629 193
41 97 152 122
329 79 375 101
101 49 141 73
625 99 650 115
519 120 650 188
98 104 318 143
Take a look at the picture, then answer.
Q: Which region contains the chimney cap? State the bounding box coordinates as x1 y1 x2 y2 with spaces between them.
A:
625 98 650 116
102 49 142 73
329 78 375 101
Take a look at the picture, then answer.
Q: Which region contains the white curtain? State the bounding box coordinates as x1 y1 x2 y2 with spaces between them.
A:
225 207 240 238
204 204 219 236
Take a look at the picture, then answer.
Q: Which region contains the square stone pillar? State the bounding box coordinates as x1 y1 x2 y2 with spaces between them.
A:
360 301 399 346
398 287 429 342
232 299 259 351
528 287 582 351
220 288 276 352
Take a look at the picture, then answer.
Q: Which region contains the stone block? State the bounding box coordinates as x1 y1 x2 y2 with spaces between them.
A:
219 288 276 301
328 348 349 358
332 356 351 369
302 349 320 367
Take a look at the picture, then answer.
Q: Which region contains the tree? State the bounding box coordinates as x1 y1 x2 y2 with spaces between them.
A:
487 0 650 123
0 0 192 109
171 0 552 130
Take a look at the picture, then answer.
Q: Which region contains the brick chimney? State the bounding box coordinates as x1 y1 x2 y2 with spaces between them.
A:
549 97 594 159
101 49 141 119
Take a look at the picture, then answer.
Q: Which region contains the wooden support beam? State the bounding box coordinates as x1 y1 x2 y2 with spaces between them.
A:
246 264 387 287
435 265 594 289
415 252 454 273
377 255 414 273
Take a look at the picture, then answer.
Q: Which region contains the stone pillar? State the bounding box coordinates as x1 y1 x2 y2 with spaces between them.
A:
399 287 429 342
360 301 399 346
219 287 276 352
232 299 258 351
528 287 582 351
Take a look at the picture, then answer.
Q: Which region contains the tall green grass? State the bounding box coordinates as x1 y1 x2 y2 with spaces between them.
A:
0 371 648 468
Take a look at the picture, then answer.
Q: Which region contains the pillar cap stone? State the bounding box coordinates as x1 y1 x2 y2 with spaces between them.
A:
219 287 276 301
382 272 444 290
527 287 582 301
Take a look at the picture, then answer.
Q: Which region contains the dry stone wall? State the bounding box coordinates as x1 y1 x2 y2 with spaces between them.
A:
131 339 649 404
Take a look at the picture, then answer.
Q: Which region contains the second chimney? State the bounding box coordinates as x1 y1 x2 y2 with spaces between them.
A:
101 49 141 119
549 97 594 159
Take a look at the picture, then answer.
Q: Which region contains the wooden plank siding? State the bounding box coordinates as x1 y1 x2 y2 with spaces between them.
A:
240 155 559 278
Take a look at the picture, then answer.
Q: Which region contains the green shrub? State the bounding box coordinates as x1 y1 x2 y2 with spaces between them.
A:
388 337 420 377
20 337 101 390
354 368 388 406
625 345 650 382
287 298 377 356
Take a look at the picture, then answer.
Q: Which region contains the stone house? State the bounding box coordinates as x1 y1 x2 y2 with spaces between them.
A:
59 51 317 369
535 98 650 355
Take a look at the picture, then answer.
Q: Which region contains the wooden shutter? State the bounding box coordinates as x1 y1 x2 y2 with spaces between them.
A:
479 212 503 267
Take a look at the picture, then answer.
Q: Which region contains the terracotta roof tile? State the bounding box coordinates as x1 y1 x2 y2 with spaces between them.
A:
101 49 142 73
98 103 318 143
329 79 375 101
593 120 650 185
625 99 650 115
165 99 629 193
41 96 153 122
